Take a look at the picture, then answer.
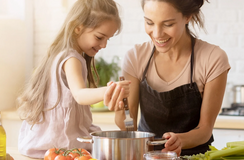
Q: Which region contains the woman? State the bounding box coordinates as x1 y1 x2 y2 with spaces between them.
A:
113 0 230 156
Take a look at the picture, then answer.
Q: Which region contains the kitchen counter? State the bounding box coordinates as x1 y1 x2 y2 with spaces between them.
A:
7 147 42 160
2 108 244 130
214 115 244 130
1 108 244 157
92 111 244 130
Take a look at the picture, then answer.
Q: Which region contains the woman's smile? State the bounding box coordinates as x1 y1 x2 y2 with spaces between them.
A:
154 38 171 47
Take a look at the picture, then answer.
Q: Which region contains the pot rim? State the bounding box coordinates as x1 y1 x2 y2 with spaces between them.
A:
89 130 156 139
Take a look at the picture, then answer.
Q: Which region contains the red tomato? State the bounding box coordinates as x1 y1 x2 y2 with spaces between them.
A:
68 151 80 159
74 155 93 160
54 155 73 160
69 148 92 160
80 149 91 156
44 148 65 160
6 153 14 160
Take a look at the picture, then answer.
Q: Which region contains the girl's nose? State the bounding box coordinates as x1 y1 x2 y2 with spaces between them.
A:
100 40 107 48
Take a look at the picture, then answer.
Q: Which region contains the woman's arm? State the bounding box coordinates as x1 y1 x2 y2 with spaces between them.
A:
63 57 130 107
163 70 228 155
114 70 140 130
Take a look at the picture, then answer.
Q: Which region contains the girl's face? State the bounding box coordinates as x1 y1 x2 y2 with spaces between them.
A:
75 19 118 57
143 1 190 53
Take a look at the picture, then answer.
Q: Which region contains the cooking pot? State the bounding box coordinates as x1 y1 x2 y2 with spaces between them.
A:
77 130 167 160
232 85 244 104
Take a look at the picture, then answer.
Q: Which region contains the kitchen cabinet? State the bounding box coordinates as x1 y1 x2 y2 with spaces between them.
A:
212 128 244 150
212 115 244 149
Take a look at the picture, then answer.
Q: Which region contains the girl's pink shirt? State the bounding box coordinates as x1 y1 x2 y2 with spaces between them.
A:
18 49 101 158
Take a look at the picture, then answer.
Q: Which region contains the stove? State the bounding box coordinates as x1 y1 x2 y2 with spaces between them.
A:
219 103 244 116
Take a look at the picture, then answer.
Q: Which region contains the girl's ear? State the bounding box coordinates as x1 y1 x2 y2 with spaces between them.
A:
75 25 83 34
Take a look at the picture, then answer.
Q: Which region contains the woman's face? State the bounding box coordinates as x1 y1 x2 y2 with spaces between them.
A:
143 1 190 53
75 19 118 57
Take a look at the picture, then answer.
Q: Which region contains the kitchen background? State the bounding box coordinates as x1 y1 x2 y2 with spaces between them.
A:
0 0 244 152
1 0 244 111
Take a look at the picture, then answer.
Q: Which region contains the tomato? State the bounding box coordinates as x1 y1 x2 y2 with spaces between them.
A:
68 151 80 159
74 155 92 160
44 148 93 160
80 149 91 156
6 153 14 160
44 148 65 160
69 148 92 160
54 155 73 160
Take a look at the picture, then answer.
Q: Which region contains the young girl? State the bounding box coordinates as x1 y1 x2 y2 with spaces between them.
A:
17 0 130 158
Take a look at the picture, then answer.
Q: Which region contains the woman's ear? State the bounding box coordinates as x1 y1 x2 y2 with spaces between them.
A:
75 25 83 34
186 15 192 24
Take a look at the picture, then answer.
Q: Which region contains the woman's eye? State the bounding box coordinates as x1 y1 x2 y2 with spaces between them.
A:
164 23 174 27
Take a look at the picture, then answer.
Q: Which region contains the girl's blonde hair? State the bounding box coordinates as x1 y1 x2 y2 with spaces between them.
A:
17 0 121 126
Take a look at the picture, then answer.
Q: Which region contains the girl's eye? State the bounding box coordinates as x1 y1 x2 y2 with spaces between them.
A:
96 36 102 40
146 21 153 25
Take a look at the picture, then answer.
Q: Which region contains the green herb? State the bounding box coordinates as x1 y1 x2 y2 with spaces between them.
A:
94 56 121 86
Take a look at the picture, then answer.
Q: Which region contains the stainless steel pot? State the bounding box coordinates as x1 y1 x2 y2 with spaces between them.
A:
233 85 244 104
77 130 167 160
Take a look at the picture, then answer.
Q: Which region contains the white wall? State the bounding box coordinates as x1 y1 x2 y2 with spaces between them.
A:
32 0 244 107
1 0 244 110
33 0 244 81
0 0 33 111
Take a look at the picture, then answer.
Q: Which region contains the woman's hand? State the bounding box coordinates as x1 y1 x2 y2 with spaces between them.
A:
104 80 131 111
162 132 182 156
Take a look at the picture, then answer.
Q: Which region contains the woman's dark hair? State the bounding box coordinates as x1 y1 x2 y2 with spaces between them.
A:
141 0 209 37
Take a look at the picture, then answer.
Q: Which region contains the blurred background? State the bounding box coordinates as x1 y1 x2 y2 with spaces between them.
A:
1 0 244 111
1 0 244 152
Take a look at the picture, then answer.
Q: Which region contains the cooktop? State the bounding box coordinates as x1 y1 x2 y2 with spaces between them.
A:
219 103 244 116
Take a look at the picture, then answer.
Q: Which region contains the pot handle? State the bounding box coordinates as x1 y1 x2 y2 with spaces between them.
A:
77 137 94 144
147 138 168 146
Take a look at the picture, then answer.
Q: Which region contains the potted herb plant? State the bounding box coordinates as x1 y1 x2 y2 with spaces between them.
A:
91 56 121 109
95 56 121 86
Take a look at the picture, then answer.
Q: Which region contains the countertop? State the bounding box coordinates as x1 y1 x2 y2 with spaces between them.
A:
2 108 244 129
1 108 244 160
214 115 244 130
7 147 42 160
92 110 244 130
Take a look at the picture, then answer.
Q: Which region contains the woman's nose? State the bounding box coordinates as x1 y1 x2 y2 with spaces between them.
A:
153 26 163 38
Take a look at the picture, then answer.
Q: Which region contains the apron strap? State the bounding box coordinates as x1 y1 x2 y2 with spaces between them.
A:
190 36 196 88
142 37 195 86
142 46 155 80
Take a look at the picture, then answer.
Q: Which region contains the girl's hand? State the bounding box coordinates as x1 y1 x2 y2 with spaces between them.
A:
162 132 182 156
104 81 131 111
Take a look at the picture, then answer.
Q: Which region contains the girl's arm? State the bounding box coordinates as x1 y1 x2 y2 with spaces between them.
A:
114 70 140 130
63 57 130 107
163 70 228 155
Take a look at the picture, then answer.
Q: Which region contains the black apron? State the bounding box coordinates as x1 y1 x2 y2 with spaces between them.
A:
138 38 213 156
